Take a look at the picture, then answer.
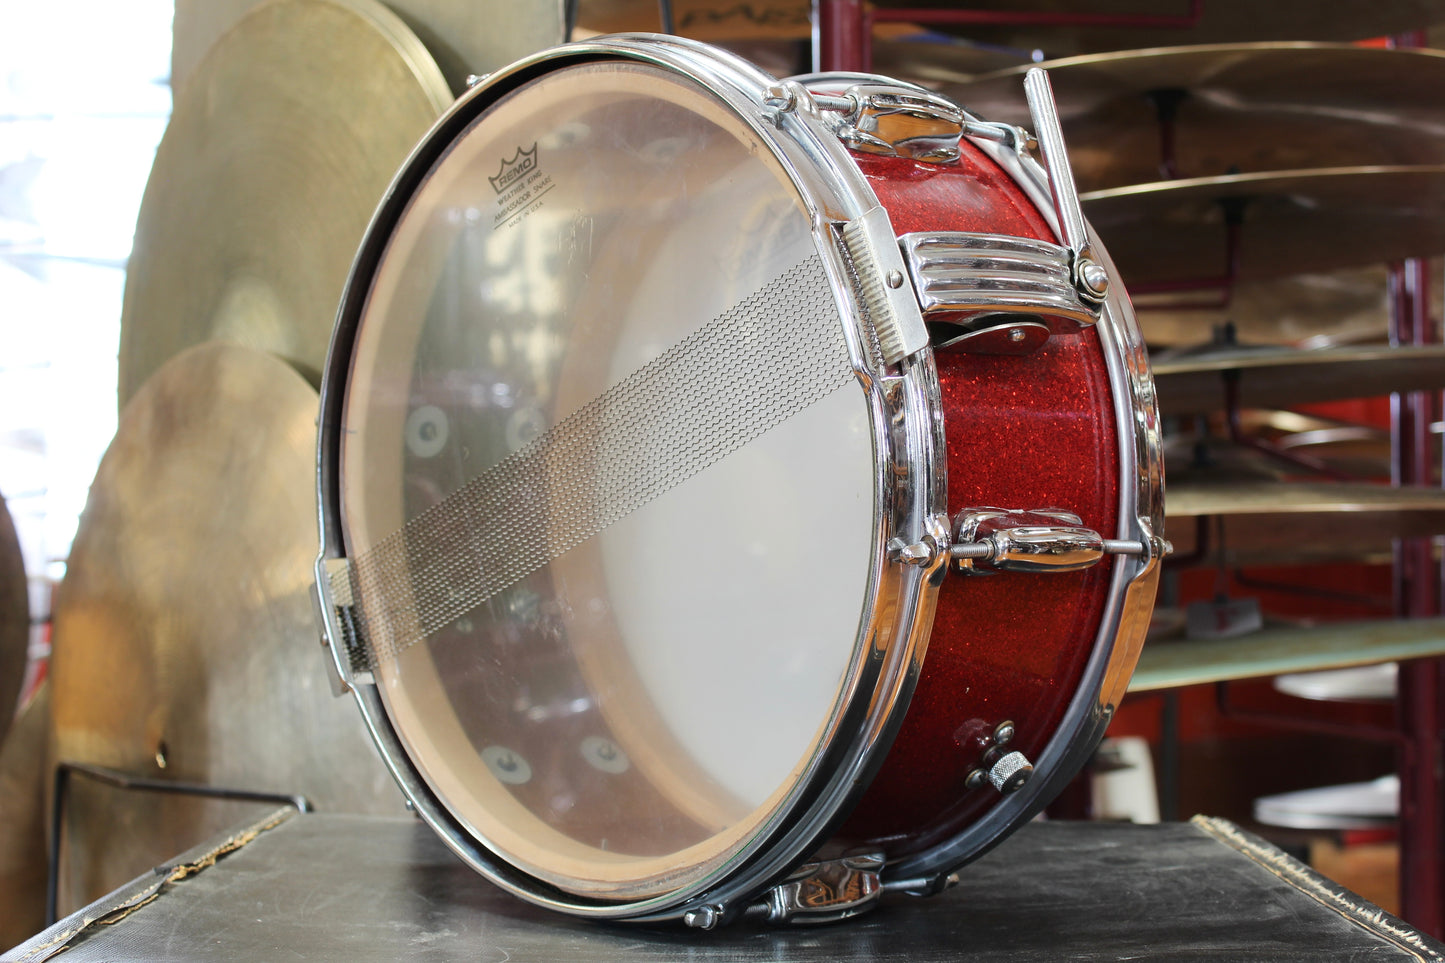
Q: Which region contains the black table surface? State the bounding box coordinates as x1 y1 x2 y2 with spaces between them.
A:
8 811 1443 962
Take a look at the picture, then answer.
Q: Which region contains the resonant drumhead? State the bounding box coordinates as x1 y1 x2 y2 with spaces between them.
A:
336 58 880 900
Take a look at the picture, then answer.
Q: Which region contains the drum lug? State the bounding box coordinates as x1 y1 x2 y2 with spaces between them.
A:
949 508 1160 576
770 81 964 163
741 852 886 924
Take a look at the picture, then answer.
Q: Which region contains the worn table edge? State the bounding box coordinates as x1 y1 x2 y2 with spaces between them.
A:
9 812 1445 960
2 807 297 963
1191 815 1445 961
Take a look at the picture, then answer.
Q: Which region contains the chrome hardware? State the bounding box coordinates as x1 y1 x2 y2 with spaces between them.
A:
831 85 963 162
746 853 885 924
887 513 951 568
312 555 370 691
773 81 964 162
683 904 725 930
986 751 1034 793
950 508 1159 575
839 207 931 364
961 119 1035 151
964 722 1032 793
1078 259 1110 299
897 232 1101 351
932 318 1052 356
1023 68 1105 307
885 870 960 898
762 80 821 118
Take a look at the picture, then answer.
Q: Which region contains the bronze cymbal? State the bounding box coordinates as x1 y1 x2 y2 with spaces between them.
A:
1133 267 1391 348
0 683 48 951
941 44 1445 192
173 0 563 94
877 0 1445 58
118 0 451 407
50 343 407 916
1170 480 1445 519
1163 436 1286 485
1153 344 1445 415
575 0 811 39
1130 618 1445 693
872 34 1034 84
0 493 27 750
1166 480 1445 566
1080 166 1445 287
1165 426 1391 484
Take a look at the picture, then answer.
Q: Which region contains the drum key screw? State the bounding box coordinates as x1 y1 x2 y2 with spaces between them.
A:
684 904 724 929
885 269 904 289
994 722 1016 745
762 82 820 117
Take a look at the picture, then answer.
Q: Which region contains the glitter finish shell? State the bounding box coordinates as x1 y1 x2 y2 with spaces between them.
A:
838 146 1122 860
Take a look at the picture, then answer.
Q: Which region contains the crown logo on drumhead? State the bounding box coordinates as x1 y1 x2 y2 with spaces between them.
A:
490 144 538 194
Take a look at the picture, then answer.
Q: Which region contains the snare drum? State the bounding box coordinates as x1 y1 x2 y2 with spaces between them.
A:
314 35 1163 926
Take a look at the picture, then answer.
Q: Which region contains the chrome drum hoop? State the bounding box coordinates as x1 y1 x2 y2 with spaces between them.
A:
312 35 946 924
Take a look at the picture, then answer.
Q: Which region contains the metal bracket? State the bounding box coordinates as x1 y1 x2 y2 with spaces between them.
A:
897 231 1101 354
742 852 886 924
839 206 931 364
312 555 372 690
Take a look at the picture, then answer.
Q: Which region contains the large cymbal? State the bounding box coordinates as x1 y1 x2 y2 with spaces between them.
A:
1130 618 1445 693
173 0 564 94
942 44 1445 192
881 0 1445 58
575 0 810 39
1134 268 1391 348
1153 344 1445 415
118 0 451 407
0 684 48 951
0 493 26 750
50 343 407 916
1166 480 1445 565
1081 166 1445 287
1166 430 1391 485
872 35 1034 83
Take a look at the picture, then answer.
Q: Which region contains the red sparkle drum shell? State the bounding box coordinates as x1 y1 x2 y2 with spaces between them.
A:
837 150 1123 863
314 35 1161 924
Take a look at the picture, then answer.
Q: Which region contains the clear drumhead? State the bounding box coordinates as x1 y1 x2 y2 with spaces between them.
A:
337 59 878 900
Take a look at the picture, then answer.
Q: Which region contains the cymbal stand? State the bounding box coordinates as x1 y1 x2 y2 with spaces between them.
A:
1220 366 1353 482
45 761 313 927
1391 254 1444 937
